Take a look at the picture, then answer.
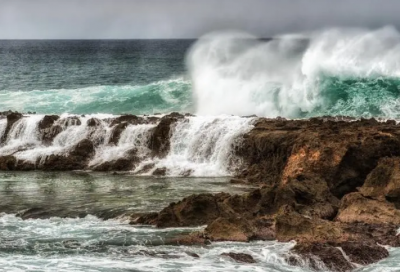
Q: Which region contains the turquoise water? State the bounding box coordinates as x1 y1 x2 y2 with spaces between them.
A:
2 39 400 118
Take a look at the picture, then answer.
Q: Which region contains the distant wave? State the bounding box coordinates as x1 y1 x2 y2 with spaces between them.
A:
0 79 192 115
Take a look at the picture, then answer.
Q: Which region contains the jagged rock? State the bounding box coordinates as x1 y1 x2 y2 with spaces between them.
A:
339 242 389 265
39 115 59 130
41 125 63 145
38 139 95 170
92 158 136 171
109 122 129 145
288 243 356 272
1 112 23 142
59 116 81 126
205 217 255 242
335 192 400 225
360 157 400 204
275 206 343 243
221 252 256 263
236 118 400 199
148 113 185 157
185 252 200 258
153 167 167 176
109 115 145 127
87 118 101 127
0 155 16 170
137 193 231 227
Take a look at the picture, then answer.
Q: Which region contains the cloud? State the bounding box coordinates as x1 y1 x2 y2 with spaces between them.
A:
1 0 400 39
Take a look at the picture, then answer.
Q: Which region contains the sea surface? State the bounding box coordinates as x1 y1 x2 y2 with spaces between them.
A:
3 27 400 271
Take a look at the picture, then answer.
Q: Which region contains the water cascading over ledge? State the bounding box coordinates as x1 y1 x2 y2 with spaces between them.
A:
0 112 254 176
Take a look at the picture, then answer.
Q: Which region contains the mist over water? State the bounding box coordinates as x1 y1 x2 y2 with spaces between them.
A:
3 28 400 119
188 26 400 118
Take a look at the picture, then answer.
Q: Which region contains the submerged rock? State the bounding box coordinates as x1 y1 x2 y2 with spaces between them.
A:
221 252 256 263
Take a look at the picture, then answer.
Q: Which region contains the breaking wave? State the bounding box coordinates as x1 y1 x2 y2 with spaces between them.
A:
188 26 400 119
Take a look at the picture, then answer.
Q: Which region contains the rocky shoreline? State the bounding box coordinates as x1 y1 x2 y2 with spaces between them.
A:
2 111 400 271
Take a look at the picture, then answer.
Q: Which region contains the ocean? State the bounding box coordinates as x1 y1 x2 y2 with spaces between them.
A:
2 27 400 271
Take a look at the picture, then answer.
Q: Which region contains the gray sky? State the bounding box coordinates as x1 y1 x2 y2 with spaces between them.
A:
1 0 400 39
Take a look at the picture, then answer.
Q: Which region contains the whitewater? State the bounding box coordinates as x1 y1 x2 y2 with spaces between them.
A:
2 27 400 118
2 27 400 272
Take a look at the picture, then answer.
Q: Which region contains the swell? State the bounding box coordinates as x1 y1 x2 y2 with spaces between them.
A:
4 28 400 119
0 79 192 115
0 113 254 177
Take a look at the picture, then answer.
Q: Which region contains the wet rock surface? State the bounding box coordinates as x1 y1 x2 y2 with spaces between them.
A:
3 112 400 270
220 252 256 263
133 117 400 271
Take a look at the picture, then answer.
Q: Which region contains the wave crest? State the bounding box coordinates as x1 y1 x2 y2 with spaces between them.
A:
0 78 192 115
187 26 400 118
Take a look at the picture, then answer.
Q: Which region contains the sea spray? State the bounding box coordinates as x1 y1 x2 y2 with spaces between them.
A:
187 26 400 118
147 115 255 176
0 114 254 176
89 123 156 168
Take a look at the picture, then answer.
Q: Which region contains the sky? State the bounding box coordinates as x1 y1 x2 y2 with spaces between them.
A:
1 0 400 39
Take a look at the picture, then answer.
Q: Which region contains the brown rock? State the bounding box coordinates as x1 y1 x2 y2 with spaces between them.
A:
39 115 59 130
153 167 167 176
221 252 256 263
335 192 400 225
0 155 16 170
136 193 231 227
275 206 343 243
1 112 23 142
339 242 389 265
38 139 95 170
205 217 255 242
360 157 400 203
148 113 184 157
289 242 355 272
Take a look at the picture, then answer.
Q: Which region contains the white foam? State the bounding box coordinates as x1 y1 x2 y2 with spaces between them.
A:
90 123 156 168
145 115 254 176
187 26 400 118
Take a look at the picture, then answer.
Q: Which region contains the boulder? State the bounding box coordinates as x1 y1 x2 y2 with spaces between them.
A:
221 252 256 263
335 192 400 225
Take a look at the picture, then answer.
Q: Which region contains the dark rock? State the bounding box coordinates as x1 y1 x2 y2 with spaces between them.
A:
340 242 389 265
87 118 101 127
136 193 230 227
0 156 17 170
1 112 23 142
205 217 255 242
153 167 167 176
109 122 129 145
39 115 59 130
290 243 355 272
60 116 81 126
335 192 400 225
110 115 144 127
148 113 185 157
221 252 256 263
185 252 200 258
41 125 63 145
38 139 95 170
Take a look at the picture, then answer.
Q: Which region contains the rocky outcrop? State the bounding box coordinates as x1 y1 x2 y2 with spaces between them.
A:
148 112 184 157
1 111 23 142
133 117 400 271
3 112 400 270
0 112 182 171
37 139 95 171
220 252 256 263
